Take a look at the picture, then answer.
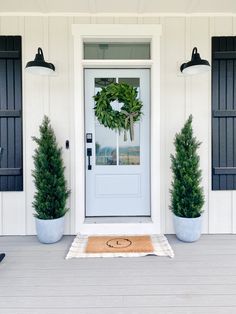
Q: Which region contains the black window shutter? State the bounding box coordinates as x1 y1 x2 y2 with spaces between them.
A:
212 36 236 190
0 36 23 191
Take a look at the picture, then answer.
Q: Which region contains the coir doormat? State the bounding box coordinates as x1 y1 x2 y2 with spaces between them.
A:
86 235 153 253
66 234 174 259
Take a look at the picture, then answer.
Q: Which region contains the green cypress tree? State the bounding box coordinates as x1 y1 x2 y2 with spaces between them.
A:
170 115 204 218
32 116 70 220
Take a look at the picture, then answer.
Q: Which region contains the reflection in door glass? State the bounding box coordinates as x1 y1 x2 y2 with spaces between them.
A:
95 77 117 166
119 123 140 165
84 43 151 60
118 78 140 165
118 78 140 97
94 77 141 166
95 77 115 89
95 124 117 165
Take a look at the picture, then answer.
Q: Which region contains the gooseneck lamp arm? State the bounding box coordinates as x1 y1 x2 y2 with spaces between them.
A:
36 48 45 62
191 47 198 59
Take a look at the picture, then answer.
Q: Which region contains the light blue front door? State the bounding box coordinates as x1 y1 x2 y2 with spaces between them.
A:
85 69 150 217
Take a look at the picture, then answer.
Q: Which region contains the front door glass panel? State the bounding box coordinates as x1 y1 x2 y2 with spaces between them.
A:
95 77 140 166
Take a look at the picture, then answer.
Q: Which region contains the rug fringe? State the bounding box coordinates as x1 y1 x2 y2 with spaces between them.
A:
66 234 174 259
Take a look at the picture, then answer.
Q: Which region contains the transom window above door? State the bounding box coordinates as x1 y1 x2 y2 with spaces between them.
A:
83 42 151 60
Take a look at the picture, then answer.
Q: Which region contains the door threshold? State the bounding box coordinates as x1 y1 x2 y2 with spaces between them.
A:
79 217 158 235
84 217 152 224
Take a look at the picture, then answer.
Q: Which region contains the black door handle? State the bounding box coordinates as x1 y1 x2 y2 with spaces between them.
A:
87 148 92 170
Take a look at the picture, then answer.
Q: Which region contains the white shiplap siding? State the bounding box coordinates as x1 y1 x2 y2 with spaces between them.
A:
0 15 235 235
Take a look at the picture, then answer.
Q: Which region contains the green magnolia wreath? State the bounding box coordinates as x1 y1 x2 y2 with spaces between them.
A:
93 82 142 141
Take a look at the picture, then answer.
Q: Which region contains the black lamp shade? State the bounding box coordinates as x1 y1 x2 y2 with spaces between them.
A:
25 47 55 75
180 47 210 75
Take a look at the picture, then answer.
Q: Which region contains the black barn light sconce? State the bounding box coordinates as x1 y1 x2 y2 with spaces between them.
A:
180 47 210 75
25 47 55 75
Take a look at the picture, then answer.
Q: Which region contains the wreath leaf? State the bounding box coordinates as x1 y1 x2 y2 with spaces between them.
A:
93 83 143 141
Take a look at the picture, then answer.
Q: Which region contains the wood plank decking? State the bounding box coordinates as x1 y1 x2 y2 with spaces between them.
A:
0 235 236 313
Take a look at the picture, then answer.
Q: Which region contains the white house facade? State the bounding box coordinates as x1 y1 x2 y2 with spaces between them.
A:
0 8 236 235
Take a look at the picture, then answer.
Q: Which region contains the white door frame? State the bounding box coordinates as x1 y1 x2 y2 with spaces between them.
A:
72 24 162 234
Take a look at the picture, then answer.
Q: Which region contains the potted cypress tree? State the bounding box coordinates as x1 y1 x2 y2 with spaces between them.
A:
32 116 70 244
170 115 204 242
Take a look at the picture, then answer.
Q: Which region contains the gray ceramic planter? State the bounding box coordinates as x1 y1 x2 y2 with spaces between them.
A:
173 214 202 242
35 216 65 244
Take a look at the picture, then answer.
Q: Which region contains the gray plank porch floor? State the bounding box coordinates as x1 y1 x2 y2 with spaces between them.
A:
0 235 236 314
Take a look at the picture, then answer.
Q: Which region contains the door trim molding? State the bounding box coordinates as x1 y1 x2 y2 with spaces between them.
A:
72 24 162 234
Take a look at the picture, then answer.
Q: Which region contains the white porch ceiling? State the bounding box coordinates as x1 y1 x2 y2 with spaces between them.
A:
0 0 235 15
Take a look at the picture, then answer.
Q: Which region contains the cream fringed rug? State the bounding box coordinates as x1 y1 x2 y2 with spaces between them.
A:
66 234 174 259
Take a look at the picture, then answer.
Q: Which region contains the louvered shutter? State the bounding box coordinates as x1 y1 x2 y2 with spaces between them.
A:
0 36 23 191
212 36 236 190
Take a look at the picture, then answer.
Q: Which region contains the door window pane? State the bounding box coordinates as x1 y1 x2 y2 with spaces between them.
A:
118 77 140 88
95 77 117 166
118 77 141 165
95 77 115 89
84 43 150 60
118 77 140 97
94 76 141 166
119 123 140 165
95 124 117 165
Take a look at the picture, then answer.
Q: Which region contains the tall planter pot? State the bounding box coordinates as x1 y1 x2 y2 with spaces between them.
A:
35 216 65 244
173 214 202 242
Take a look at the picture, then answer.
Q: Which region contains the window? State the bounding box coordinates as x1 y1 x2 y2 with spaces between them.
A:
84 42 150 60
